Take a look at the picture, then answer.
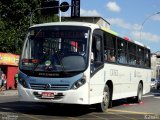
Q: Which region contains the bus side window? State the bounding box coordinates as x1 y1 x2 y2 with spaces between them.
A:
104 32 116 62
128 43 136 66
144 49 150 68
136 47 144 66
117 38 127 64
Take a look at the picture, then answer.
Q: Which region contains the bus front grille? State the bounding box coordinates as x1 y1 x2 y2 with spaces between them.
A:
30 83 70 90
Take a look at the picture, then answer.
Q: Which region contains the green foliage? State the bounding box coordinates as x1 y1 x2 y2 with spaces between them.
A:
0 0 59 54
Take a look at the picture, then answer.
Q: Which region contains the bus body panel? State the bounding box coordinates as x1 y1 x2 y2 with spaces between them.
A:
103 63 151 100
89 63 151 103
89 68 105 104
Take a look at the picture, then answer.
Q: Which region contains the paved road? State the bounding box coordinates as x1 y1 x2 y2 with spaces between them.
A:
0 89 160 120
109 89 160 115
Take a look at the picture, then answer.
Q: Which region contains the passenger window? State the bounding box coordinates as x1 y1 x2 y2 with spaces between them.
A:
136 46 144 66
144 49 150 68
104 33 116 62
117 38 127 64
128 43 136 65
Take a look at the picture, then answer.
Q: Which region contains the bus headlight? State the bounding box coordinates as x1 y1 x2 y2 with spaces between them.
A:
71 74 86 89
18 77 28 88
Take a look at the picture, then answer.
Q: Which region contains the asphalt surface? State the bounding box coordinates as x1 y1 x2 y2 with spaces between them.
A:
0 89 160 120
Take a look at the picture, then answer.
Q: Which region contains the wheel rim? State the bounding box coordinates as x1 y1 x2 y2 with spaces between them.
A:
102 91 109 108
138 87 142 101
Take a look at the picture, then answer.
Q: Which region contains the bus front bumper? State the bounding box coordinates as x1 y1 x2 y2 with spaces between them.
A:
17 84 89 105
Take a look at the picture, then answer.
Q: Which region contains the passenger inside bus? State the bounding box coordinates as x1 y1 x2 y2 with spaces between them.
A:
109 54 115 62
104 50 115 62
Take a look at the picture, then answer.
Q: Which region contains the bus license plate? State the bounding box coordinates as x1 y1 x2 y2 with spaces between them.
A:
42 92 54 98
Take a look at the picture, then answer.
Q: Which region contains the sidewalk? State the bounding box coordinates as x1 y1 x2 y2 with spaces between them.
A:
0 90 18 96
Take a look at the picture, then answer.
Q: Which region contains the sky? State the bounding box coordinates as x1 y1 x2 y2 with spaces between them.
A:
60 0 160 53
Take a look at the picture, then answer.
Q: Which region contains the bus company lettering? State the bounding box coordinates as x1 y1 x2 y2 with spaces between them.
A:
38 72 59 77
134 70 142 78
110 69 118 76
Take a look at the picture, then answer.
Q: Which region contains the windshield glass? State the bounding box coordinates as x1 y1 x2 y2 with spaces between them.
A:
20 26 90 73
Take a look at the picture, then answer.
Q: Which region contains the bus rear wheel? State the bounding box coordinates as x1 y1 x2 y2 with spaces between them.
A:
135 83 143 103
96 84 110 112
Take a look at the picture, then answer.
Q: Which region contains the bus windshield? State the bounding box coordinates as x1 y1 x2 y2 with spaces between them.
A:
20 26 90 73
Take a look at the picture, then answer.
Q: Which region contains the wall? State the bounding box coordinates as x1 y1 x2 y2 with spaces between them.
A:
6 66 18 89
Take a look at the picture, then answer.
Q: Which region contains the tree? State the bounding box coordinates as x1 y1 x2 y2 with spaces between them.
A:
0 0 59 54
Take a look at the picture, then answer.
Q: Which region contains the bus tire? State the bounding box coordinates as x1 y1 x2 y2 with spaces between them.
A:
96 84 110 112
135 83 143 103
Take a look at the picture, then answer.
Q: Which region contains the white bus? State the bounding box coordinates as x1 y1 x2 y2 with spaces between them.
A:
18 22 151 112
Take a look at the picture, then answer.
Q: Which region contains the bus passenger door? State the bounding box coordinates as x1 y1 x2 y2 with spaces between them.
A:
89 29 105 104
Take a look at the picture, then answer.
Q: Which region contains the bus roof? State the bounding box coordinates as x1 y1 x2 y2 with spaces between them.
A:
30 22 100 29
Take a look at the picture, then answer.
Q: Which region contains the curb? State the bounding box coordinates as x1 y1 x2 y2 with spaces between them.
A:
0 90 18 96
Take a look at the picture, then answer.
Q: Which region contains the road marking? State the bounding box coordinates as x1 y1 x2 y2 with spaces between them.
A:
67 117 79 120
91 113 108 120
109 112 137 120
143 95 153 98
143 93 160 99
108 109 154 115
22 113 42 120
154 97 160 99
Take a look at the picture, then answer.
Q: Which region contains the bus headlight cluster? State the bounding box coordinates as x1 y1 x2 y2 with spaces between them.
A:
18 77 28 88
71 74 86 89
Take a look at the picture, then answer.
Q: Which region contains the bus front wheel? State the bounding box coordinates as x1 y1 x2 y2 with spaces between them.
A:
96 84 110 112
